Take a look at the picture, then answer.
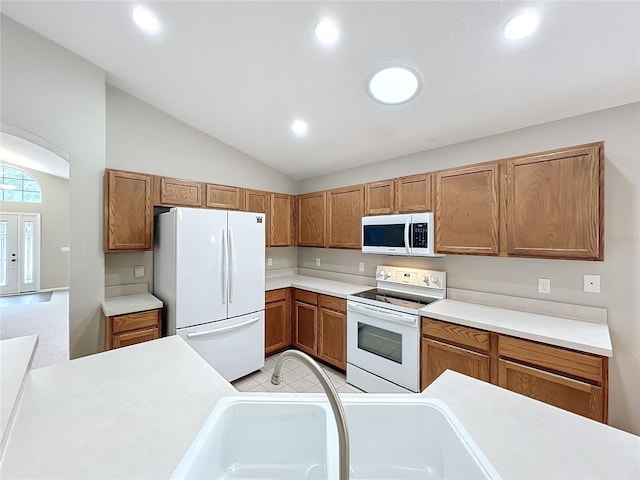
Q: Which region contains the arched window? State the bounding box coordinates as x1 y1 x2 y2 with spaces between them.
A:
0 165 42 203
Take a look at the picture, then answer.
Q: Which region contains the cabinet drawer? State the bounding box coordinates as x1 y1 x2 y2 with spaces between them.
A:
294 289 318 305
112 327 160 349
318 294 346 313
498 335 603 384
421 317 490 353
266 288 288 303
112 309 160 334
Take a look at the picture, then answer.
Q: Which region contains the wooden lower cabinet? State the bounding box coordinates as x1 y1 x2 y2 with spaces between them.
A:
421 316 608 422
264 289 290 355
421 338 490 389
318 295 347 370
497 359 604 422
105 309 161 350
293 290 318 356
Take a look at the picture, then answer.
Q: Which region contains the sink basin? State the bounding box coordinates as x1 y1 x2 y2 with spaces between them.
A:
171 394 500 480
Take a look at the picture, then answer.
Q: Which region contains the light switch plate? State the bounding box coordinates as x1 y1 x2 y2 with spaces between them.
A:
60 246 70 252
584 274 600 293
134 265 145 279
538 278 551 294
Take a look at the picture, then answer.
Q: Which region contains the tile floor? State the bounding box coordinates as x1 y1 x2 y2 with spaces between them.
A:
232 350 364 394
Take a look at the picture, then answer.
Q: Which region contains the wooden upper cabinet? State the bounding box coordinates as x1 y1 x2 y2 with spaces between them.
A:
154 176 204 207
505 142 603 260
104 169 153 252
245 189 270 246
297 191 326 247
365 180 395 215
397 174 432 213
270 193 295 247
435 163 500 255
206 184 245 210
327 185 364 249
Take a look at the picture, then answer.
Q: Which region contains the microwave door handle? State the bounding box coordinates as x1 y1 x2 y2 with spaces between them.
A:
404 218 411 254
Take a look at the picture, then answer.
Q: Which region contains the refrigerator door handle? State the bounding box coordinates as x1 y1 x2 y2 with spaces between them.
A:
222 228 227 304
228 227 234 303
185 316 260 338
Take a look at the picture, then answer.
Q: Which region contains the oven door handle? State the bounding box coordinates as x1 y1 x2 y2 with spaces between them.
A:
348 302 417 326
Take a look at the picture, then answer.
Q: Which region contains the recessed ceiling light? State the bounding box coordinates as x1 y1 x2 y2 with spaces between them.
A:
504 10 539 40
133 6 161 34
315 19 339 44
367 65 422 105
291 120 308 137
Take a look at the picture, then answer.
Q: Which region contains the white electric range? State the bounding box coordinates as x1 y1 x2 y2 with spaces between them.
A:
346 265 446 393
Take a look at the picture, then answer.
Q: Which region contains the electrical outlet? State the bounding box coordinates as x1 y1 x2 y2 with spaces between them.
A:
267 257 273 267
358 262 365 272
60 246 70 252
134 265 145 279
315 258 321 267
538 278 551 294
584 274 600 293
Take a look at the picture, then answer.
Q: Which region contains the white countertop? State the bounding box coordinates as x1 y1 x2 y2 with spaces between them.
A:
422 370 639 479
101 292 163 317
265 274 370 298
0 335 37 448
2 338 637 479
421 298 612 357
0 336 235 479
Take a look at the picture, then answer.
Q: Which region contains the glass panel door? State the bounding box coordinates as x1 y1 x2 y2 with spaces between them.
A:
0 214 19 295
0 213 40 295
18 215 40 293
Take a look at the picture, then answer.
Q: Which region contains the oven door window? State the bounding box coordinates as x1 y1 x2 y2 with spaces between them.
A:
357 322 402 364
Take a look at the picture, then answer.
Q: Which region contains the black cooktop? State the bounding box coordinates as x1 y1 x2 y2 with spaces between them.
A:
351 288 440 310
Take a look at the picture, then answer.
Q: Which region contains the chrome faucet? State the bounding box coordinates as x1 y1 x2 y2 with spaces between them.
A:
271 350 350 480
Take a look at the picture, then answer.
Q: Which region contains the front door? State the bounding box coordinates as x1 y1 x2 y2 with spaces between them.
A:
0 213 40 295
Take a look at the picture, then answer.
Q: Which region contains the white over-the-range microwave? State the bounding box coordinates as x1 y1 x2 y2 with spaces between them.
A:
361 212 444 257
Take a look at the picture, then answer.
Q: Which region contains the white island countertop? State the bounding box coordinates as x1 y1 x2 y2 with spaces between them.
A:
265 274 370 298
2 336 638 479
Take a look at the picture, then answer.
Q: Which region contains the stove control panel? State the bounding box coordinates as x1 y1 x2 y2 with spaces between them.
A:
376 265 445 291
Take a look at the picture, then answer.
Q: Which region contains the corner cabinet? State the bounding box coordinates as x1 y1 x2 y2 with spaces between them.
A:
435 163 500 255
245 189 271 246
327 185 364 249
104 169 153 252
505 143 603 260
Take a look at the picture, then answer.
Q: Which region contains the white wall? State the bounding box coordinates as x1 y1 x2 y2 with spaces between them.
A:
0 163 70 289
1 15 106 359
299 103 640 435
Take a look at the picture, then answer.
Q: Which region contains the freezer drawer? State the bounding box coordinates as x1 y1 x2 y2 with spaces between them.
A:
177 311 265 382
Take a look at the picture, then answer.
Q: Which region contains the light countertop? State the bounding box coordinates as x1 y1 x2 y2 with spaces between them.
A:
2 337 637 479
422 370 639 479
265 274 370 298
421 298 612 357
101 292 163 317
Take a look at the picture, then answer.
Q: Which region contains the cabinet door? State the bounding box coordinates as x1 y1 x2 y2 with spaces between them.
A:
206 184 245 210
245 189 270 246
265 293 290 355
435 163 499 255
112 327 160 349
155 176 204 207
365 180 395 215
318 307 346 370
294 301 317 356
270 193 294 247
505 143 603 260
498 359 604 422
397 174 431 213
297 192 326 247
104 169 153 252
421 337 490 390
327 185 364 249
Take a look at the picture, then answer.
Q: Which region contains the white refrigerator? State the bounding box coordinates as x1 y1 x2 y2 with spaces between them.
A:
154 207 265 381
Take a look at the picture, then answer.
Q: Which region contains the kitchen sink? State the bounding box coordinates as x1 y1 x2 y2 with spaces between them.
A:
170 394 500 480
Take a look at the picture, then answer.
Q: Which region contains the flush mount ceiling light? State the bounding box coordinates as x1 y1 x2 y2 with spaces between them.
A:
367 65 422 105
504 10 539 40
315 19 339 44
291 120 308 137
133 6 161 34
